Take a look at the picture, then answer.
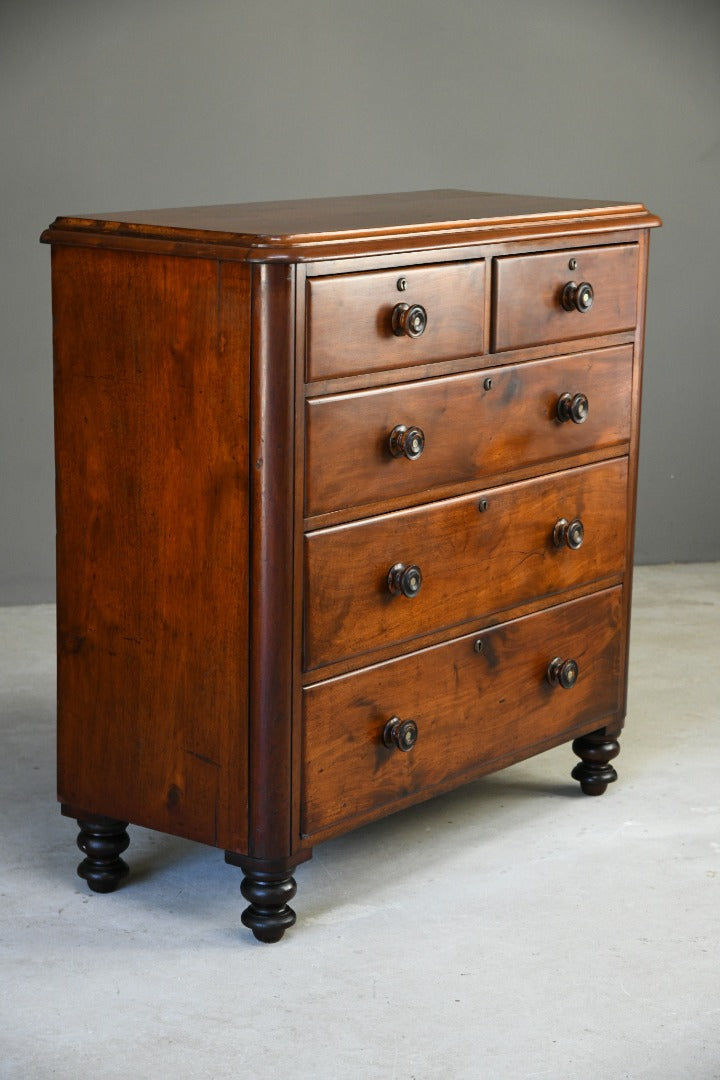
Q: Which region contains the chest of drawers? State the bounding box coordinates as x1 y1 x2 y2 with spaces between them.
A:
41 190 660 942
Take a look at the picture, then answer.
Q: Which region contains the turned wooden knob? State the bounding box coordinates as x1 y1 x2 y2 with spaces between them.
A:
383 716 418 752
387 562 422 597
556 392 589 424
392 302 427 338
562 281 594 313
553 517 585 550
389 424 425 460
547 657 579 689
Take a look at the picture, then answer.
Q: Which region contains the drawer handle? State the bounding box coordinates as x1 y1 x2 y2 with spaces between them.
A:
392 302 428 338
389 424 425 460
383 716 418 752
562 281 594 313
547 657 579 689
387 562 423 597
553 517 584 550
556 392 589 424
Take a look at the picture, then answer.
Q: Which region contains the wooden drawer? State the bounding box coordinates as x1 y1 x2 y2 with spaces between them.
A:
493 243 639 351
304 457 627 671
305 345 632 516
306 260 485 381
302 586 623 836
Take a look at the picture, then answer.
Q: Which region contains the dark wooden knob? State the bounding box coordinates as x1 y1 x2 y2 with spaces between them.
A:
392 302 427 338
387 562 422 597
389 425 425 460
547 657 579 689
553 517 584 550
383 716 418 752
562 281 594 313
557 392 589 424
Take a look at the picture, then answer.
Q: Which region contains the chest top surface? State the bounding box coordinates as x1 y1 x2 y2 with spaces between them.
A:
41 189 661 260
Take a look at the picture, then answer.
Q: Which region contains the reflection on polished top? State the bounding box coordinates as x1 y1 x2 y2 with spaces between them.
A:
42 188 661 258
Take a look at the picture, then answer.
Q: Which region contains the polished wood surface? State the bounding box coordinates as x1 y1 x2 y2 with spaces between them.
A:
493 243 639 350
306 260 485 380
42 189 661 262
305 345 632 516
247 262 299 861
304 458 627 671
44 189 648 243
43 189 659 940
302 587 623 836
52 247 251 852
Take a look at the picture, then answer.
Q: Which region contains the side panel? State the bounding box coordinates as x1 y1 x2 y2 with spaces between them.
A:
53 247 251 850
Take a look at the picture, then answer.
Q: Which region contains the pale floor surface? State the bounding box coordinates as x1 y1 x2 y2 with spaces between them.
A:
1 564 719 1080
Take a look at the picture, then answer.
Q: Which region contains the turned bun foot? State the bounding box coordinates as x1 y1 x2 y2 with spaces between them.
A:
240 869 297 943
571 732 620 795
76 817 130 893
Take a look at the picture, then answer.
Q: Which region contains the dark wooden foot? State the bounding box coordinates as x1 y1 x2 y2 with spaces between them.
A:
571 731 620 796
239 868 297 943
76 817 130 893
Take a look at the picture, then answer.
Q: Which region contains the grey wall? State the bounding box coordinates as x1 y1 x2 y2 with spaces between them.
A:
2 0 719 603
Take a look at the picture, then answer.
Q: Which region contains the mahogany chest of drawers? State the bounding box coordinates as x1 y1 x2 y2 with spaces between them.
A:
41 190 660 941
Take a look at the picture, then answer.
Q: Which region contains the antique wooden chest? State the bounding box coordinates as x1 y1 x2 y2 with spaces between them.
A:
42 190 660 940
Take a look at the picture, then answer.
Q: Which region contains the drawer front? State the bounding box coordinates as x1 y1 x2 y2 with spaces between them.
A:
306 260 485 381
304 458 627 671
306 345 632 516
302 587 623 836
493 244 638 351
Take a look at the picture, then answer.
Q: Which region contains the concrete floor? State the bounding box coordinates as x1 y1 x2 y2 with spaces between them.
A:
1 564 719 1079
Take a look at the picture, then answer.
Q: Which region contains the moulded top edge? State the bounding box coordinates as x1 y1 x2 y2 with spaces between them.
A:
40 189 661 255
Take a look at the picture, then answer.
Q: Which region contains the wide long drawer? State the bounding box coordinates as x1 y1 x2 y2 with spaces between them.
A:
493 243 639 351
302 586 624 837
304 457 627 671
305 345 633 516
306 260 485 381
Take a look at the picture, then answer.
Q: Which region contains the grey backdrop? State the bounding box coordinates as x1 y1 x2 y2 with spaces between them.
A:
2 0 719 603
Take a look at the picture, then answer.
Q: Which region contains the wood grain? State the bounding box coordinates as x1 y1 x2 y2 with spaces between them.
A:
304 458 628 671
53 247 251 851
42 191 660 263
305 345 633 516
306 260 485 381
44 189 651 246
493 243 639 350
302 587 623 836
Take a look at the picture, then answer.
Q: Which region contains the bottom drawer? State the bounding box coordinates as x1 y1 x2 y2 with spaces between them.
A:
302 587 623 837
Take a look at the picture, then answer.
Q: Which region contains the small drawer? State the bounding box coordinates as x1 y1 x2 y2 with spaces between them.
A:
306 260 485 381
305 345 633 516
302 586 623 836
304 457 628 671
493 244 639 351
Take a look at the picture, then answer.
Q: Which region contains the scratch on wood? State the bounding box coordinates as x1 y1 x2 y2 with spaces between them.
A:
185 748 220 768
